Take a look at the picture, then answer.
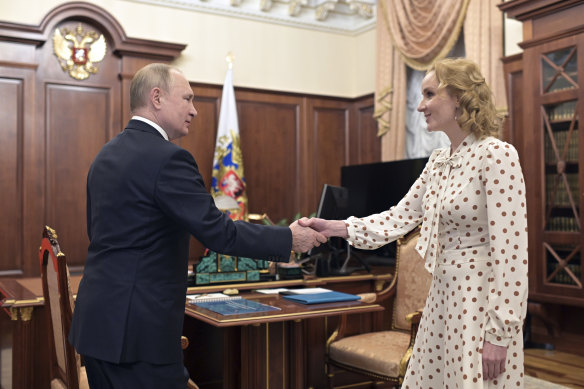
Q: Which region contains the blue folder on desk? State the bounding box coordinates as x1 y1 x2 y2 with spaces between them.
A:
282 291 361 305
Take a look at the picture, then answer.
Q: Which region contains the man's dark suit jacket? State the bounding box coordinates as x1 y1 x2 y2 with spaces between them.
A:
69 119 292 364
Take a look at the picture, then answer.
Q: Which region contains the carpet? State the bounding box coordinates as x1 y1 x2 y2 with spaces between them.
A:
525 375 570 388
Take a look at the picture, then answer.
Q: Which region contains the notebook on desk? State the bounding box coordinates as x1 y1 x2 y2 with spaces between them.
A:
192 298 280 316
282 291 361 305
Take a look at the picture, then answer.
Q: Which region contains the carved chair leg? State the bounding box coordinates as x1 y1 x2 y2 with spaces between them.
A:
327 371 334 389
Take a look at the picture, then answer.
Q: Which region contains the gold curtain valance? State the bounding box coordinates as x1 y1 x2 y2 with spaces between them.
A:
379 0 471 70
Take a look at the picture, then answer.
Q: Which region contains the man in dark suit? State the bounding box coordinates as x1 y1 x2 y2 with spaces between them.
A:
69 63 325 388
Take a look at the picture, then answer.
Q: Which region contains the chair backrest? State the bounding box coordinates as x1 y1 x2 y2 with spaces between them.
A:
39 226 81 389
392 229 433 331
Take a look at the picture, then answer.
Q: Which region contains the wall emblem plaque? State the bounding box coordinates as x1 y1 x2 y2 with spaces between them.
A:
53 24 107 80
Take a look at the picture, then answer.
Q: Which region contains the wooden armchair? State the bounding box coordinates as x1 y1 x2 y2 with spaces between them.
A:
325 228 432 388
39 226 89 389
40 226 200 389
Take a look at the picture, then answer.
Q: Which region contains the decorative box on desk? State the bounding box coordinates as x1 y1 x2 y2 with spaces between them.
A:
193 250 271 285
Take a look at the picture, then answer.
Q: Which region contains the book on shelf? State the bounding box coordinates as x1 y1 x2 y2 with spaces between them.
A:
546 173 580 208
546 216 579 232
544 128 578 164
547 263 581 285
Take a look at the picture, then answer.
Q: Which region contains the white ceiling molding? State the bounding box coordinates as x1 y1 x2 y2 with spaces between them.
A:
125 0 376 35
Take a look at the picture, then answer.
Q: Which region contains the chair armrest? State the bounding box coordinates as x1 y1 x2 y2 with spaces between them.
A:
187 379 200 389
353 275 396 305
356 292 377 303
326 313 349 352
370 276 397 304
405 309 423 327
181 336 200 389
398 309 424 377
181 336 189 350
406 308 424 341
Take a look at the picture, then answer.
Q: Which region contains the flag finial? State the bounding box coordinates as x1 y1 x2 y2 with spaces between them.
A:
226 52 234 69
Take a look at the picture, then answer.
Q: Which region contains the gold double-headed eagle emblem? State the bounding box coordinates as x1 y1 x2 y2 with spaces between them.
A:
53 24 107 80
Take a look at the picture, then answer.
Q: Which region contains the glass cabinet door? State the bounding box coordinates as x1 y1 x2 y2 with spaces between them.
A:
541 45 582 289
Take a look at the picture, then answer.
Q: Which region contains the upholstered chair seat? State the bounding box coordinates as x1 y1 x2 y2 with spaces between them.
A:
326 228 431 388
329 330 411 378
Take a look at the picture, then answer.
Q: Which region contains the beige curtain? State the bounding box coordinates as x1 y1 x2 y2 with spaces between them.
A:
375 0 470 160
375 8 407 161
464 0 507 116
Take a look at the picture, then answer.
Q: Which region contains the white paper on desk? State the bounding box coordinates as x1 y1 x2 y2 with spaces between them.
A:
288 287 331 294
255 288 289 294
187 293 229 300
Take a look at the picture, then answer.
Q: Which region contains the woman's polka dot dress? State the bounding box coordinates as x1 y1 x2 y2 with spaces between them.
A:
345 133 528 388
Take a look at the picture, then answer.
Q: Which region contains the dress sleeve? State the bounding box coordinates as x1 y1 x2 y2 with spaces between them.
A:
344 152 438 250
482 142 529 347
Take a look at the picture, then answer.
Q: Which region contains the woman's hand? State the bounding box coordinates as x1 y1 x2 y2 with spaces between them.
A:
482 341 507 380
297 217 349 239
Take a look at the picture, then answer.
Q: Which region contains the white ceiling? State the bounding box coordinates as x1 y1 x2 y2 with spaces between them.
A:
127 0 377 35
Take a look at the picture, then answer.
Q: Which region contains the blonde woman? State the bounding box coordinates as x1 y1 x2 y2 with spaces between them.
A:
301 58 528 388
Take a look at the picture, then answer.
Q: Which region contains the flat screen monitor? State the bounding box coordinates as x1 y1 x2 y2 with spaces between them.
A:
341 157 428 218
340 157 428 260
315 184 349 220
306 184 352 274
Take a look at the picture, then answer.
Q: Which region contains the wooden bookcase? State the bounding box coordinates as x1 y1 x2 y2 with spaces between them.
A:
500 0 584 355
500 0 584 307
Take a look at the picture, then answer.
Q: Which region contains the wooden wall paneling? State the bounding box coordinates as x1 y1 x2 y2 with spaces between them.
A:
181 84 222 190
306 98 350 216
44 84 112 270
0 65 36 277
348 95 380 165
179 84 222 262
0 72 24 275
236 91 303 223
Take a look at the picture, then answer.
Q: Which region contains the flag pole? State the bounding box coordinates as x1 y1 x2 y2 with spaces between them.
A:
226 51 234 69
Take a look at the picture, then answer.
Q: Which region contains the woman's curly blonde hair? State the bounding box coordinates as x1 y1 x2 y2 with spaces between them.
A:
429 58 503 138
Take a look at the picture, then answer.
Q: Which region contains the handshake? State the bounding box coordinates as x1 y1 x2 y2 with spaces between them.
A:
289 217 350 254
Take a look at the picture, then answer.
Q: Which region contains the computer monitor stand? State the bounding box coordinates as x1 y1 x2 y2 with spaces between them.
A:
330 243 371 276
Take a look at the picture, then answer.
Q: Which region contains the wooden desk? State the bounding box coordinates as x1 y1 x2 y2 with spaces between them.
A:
0 272 392 389
184 292 386 389
186 292 383 327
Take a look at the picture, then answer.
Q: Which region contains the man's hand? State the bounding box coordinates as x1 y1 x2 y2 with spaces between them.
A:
297 217 349 239
289 220 327 253
482 341 507 380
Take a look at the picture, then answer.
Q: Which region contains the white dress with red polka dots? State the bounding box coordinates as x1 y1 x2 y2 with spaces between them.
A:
345 133 528 388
